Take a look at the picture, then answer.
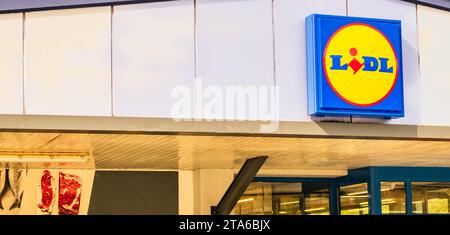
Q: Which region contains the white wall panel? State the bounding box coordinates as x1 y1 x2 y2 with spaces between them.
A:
417 6 450 126
113 0 195 118
196 0 274 121
347 0 421 125
193 169 234 215
274 0 347 121
24 7 111 116
0 13 23 114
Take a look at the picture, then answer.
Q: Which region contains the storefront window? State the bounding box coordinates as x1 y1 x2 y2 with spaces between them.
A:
380 182 406 214
233 181 331 215
303 183 330 215
340 183 369 215
233 178 450 215
233 182 265 215
271 183 302 215
233 182 301 215
412 182 450 214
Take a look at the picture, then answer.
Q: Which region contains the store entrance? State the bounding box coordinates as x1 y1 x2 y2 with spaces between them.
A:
234 167 450 215
233 180 332 215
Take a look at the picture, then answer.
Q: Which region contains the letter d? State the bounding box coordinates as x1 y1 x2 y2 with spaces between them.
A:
362 56 378 72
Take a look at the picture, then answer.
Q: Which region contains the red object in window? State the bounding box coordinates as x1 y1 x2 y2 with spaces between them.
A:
58 172 82 215
37 170 55 213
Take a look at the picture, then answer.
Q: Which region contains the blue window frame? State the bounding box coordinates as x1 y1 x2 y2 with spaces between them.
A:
253 167 450 215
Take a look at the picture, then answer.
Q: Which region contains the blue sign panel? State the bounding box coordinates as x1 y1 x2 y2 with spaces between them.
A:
306 14 404 118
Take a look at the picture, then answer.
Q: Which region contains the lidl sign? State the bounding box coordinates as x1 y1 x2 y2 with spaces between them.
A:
306 14 404 118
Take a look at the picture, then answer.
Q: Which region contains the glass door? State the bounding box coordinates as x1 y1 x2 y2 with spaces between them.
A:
233 181 331 215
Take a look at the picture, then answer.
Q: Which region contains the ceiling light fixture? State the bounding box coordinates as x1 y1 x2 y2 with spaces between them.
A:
237 198 255 204
0 151 90 163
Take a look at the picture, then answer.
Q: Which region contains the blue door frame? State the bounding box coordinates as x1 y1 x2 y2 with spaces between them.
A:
255 166 450 215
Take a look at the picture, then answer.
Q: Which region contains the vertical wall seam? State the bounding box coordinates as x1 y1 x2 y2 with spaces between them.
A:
346 0 349 16
415 3 423 125
194 0 197 79
271 0 277 88
22 12 25 114
271 0 279 125
415 4 421 72
193 0 198 120
110 6 114 117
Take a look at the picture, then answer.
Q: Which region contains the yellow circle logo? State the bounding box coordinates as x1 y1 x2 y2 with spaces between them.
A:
323 23 398 106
